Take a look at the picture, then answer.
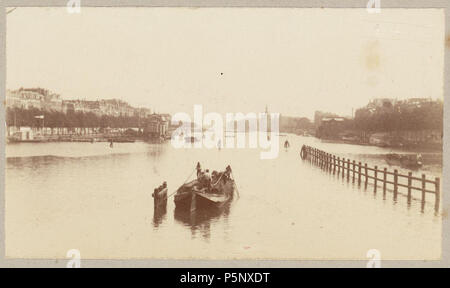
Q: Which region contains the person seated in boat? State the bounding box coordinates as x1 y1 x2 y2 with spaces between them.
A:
197 170 205 181
204 169 212 190
195 170 207 188
211 170 218 183
193 170 210 192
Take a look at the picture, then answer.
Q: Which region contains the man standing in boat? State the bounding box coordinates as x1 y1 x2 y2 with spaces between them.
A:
196 162 202 178
224 165 232 180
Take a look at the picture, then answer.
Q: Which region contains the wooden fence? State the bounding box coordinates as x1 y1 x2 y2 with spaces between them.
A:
300 145 441 212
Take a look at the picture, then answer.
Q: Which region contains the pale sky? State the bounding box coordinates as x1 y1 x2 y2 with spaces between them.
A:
6 8 445 119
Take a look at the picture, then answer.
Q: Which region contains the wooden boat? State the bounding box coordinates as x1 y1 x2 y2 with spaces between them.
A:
386 153 423 169
174 172 235 211
174 201 231 227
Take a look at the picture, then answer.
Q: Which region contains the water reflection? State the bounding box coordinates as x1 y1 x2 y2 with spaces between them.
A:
152 199 167 228
174 203 232 239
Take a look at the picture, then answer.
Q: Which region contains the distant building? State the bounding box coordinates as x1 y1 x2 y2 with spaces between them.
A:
6 89 44 110
314 111 339 128
159 113 172 126
368 98 396 109
135 107 152 118
316 117 347 139
143 113 169 139
6 87 156 121
98 99 135 117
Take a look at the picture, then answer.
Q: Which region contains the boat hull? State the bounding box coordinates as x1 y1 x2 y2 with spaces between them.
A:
174 192 231 210
386 153 423 169
174 178 235 211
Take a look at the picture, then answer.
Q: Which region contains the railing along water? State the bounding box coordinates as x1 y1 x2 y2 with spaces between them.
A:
300 145 441 212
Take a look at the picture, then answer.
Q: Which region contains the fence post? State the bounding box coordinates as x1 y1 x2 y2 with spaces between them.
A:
374 166 378 193
352 160 356 182
347 159 350 182
327 154 330 172
421 174 426 203
329 154 332 172
393 169 398 200
322 151 325 169
322 152 325 170
358 162 362 185
342 158 345 179
383 168 387 194
328 153 333 173
364 163 368 184
333 155 336 174
337 157 341 174
435 177 440 212
407 172 412 203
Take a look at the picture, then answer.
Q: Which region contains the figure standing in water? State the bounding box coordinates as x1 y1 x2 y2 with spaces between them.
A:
284 139 290 150
110 139 114 148
217 139 222 150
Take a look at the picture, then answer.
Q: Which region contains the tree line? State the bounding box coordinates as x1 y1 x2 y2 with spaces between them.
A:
6 107 145 128
353 101 443 132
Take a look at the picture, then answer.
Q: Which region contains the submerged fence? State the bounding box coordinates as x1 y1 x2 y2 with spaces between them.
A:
300 145 441 212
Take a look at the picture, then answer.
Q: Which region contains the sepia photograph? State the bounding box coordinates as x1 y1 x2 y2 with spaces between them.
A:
1 2 448 269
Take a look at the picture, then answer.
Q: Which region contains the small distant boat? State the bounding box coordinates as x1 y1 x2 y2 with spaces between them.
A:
174 170 235 211
386 153 423 169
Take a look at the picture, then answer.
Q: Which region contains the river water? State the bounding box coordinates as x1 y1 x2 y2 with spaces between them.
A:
5 134 442 260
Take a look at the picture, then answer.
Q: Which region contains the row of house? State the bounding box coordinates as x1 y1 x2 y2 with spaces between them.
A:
5 88 175 140
6 88 63 111
6 88 152 118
